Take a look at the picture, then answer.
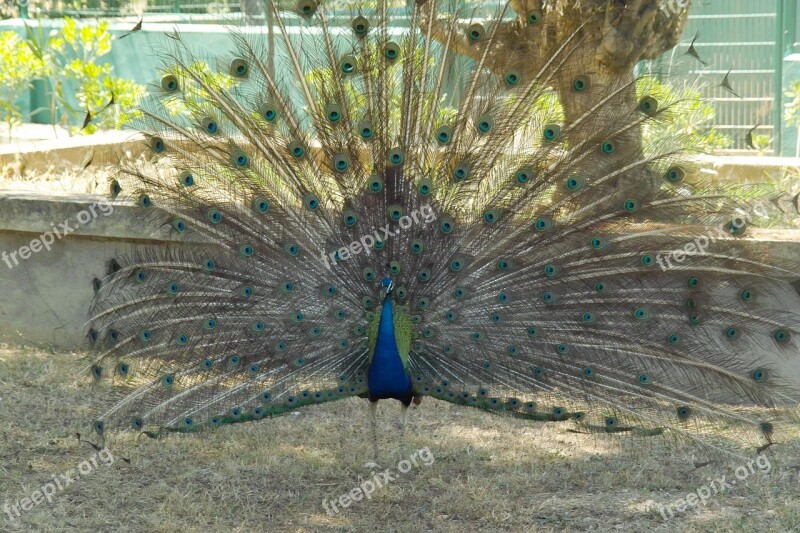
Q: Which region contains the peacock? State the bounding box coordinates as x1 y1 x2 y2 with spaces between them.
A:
85 0 800 460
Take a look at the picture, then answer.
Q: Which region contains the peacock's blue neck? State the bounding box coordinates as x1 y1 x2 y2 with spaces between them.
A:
367 295 412 402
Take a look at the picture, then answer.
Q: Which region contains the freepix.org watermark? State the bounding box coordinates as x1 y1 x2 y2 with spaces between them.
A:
320 204 437 270
657 454 771 520
1 200 113 269
322 447 435 515
654 205 765 272
3 448 115 523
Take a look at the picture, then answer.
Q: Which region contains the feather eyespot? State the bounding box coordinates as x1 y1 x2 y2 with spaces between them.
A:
640 96 659 115
230 58 248 77
526 9 542 24
342 210 357 226
149 137 165 153
774 329 791 344
573 75 590 91
440 217 455 234
388 148 404 166
665 166 685 184
326 104 342 123
232 151 248 167
289 142 306 159
340 55 357 74
543 125 561 141
260 104 278 122
297 0 317 17
477 114 494 134
359 121 374 140
535 216 552 231
363 268 376 282
726 217 747 236
483 209 500 223
368 175 383 192
352 16 369 36
384 42 400 61
505 70 521 86
201 117 218 134
516 168 532 184
467 23 485 42
417 178 432 196
453 163 470 181
253 197 269 214
436 126 452 144
207 209 222 224
566 176 584 190
160 75 178 92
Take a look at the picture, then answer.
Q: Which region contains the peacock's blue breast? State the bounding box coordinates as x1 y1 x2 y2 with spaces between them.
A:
367 298 412 401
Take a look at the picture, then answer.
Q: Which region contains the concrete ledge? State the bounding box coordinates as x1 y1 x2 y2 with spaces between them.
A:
0 130 144 174
0 190 798 350
694 155 800 184
0 192 186 349
0 191 162 240
4 130 800 186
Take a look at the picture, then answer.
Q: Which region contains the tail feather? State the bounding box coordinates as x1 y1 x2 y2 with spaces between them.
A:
85 2 800 457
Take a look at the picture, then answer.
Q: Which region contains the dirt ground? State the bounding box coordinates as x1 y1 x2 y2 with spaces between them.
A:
1 346 800 532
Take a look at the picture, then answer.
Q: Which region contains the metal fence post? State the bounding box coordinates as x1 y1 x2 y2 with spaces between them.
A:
774 0 785 155
786 0 797 53
29 78 52 125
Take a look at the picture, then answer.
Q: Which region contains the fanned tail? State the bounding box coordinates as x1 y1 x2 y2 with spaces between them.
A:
86 2 800 458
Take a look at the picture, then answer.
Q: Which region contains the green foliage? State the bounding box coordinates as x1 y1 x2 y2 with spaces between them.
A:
638 78 731 152
304 43 457 131
24 17 146 134
0 18 145 136
495 76 729 153
0 32 47 136
783 81 800 157
783 80 800 128
717 171 800 229
161 61 237 118
750 134 772 153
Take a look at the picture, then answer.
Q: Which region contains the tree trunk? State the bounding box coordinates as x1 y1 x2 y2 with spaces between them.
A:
418 0 690 171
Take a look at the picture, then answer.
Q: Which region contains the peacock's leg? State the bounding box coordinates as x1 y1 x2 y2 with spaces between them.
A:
399 402 409 429
398 402 409 458
370 400 379 463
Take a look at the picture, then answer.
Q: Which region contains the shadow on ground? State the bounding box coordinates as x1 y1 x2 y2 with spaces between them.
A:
1 347 799 532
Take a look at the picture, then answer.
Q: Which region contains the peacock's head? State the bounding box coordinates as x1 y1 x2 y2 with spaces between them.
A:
380 277 394 300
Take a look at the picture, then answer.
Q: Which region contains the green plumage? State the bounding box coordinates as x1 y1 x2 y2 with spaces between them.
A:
84 0 800 459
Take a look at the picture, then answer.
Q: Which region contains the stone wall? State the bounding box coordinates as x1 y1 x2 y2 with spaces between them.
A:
1 135 799 350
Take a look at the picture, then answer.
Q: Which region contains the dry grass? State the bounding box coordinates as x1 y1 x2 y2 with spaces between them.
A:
1 347 800 532
1 162 110 195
